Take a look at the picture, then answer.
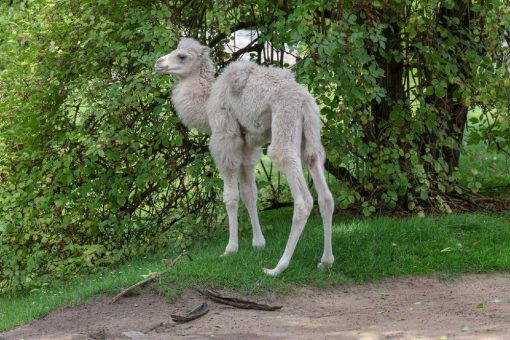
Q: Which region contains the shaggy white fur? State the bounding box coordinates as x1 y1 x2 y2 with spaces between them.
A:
155 38 334 276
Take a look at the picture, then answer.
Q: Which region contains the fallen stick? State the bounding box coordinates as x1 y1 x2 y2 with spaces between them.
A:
171 302 209 323
110 250 190 304
198 288 282 311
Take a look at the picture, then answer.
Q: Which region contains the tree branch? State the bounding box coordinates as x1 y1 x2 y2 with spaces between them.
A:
208 20 258 48
222 41 263 66
122 183 160 215
324 158 367 195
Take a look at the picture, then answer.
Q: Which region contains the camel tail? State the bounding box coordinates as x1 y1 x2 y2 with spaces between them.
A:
302 97 325 167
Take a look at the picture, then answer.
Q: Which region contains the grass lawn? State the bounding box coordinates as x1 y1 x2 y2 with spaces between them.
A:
2 208 510 331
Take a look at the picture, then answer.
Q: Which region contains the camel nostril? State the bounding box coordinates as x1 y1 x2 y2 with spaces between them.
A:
154 59 166 72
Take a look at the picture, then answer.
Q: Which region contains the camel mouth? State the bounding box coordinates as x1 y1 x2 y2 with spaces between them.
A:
154 65 181 74
154 65 169 73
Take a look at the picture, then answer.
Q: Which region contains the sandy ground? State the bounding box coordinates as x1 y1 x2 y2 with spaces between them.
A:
2 273 510 340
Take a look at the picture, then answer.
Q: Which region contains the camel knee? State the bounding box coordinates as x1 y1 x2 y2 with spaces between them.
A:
239 173 256 203
223 188 239 211
224 197 239 211
268 146 299 170
305 192 314 212
294 197 313 220
319 191 334 216
240 185 255 204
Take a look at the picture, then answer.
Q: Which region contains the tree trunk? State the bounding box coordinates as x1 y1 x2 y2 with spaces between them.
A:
371 23 404 133
436 1 472 171
364 5 405 141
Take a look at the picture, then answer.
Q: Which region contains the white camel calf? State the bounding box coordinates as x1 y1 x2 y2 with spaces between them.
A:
155 38 334 276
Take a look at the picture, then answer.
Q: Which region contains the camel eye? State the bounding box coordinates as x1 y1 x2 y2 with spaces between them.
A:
177 54 187 61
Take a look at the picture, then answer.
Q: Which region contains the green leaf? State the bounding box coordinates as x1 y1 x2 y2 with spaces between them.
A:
434 85 446 98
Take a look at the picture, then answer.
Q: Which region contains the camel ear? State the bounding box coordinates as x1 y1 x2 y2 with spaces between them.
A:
201 46 211 56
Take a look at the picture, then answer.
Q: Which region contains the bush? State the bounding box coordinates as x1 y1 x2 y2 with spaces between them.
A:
0 1 221 292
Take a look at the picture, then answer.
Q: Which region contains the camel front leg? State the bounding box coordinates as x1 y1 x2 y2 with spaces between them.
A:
240 161 265 250
209 131 244 257
221 169 240 256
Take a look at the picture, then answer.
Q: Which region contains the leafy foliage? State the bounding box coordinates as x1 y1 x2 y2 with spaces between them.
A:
0 1 221 292
268 1 510 214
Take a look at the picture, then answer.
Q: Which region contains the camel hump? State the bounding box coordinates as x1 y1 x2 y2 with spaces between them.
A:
223 61 296 95
267 65 295 81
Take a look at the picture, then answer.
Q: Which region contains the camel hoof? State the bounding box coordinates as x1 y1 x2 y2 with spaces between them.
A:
221 245 238 257
252 239 266 251
262 267 281 277
317 261 334 271
221 251 237 257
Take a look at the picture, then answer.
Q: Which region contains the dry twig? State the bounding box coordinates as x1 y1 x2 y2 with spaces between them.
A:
110 250 190 304
198 288 282 311
171 302 209 323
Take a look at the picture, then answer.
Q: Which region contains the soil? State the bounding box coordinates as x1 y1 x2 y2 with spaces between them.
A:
2 273 510 340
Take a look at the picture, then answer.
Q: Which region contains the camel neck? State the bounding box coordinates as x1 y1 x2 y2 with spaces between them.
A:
172 58 216 134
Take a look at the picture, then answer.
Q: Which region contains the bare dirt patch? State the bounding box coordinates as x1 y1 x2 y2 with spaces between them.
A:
2 274 510 339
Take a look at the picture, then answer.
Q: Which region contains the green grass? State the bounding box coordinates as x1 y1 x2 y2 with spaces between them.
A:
163 209 510 294
2 209 510 332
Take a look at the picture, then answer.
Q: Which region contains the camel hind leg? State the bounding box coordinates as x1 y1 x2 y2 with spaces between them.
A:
263 112 313 276
301 94 335 269
306 157 335 269
263 151 313 276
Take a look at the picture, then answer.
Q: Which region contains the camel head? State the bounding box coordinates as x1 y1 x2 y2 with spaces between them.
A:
154 38 211 78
